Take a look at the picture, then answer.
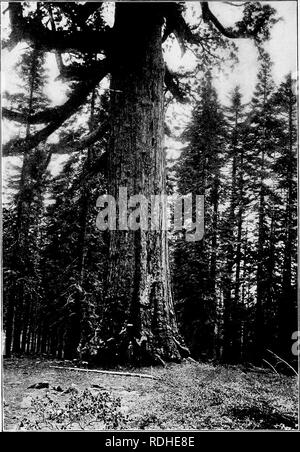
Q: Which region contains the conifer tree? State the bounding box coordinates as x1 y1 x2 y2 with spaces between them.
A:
4 45 50 355
174 72 226 359
221 86 247 362
245 52 279 360
273 74 297 359
3 1 277 364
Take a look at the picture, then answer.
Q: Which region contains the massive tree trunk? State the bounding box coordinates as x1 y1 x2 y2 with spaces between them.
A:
96 3 182 365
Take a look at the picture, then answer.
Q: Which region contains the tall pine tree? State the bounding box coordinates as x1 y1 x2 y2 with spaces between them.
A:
174 71 226 359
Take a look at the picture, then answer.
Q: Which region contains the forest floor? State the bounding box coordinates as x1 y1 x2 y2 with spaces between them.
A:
3 357 298 431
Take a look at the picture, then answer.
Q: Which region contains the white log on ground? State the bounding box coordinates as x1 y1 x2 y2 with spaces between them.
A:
50 365 161 380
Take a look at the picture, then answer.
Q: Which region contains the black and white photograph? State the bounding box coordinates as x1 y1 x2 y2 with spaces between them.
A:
1 0 299 434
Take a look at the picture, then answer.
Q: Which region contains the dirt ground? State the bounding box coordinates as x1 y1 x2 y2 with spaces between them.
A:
3 357 298 431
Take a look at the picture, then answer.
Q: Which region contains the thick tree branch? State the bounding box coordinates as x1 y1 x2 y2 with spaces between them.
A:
3 118 65 156
3 72 109 155
59 2 103 28
6 2 112 53
57 60 109 82
46 4 105 83
2 107 38 124
3 60 109 125
201 2 244 38
47 121 109 155
46 3 65 77
3 117 108 157
162 3 201 49
224 2 247 7
79 2 103 21
44 4 104 83
164 67 187 103
201 2 276 41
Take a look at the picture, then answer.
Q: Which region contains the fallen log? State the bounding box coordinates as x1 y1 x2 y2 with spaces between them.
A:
50 366 160 380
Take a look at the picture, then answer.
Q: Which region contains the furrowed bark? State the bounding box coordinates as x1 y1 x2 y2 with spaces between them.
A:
94 3 183 365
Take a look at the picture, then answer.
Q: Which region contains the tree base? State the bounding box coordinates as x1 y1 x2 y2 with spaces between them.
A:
78 332 188 367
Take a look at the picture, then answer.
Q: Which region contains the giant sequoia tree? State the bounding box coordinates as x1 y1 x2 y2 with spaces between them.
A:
3 1 276 364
